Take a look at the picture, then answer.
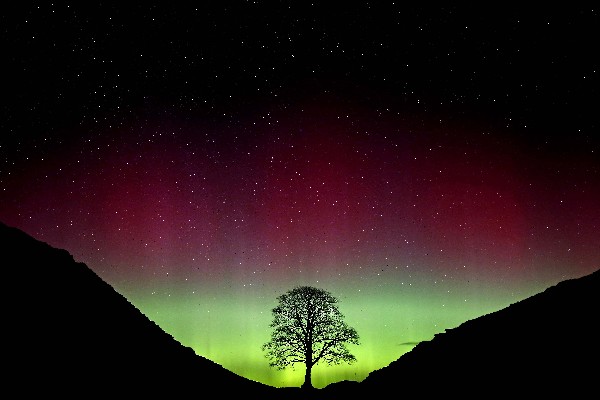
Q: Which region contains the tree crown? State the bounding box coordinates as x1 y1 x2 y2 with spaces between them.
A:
262 285 360 382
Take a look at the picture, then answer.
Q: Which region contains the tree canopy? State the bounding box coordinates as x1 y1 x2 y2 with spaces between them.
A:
262 286 360 389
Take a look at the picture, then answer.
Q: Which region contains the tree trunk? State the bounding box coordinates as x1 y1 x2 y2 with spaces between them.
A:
302 363 313 389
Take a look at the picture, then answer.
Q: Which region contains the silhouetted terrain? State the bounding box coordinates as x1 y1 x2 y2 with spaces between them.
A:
2 221 277 398
3 221 598 398
324 265 600 397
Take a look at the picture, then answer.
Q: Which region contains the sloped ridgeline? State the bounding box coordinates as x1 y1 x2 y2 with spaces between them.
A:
328 266 600 397
2 222 277 397
3 220 598 399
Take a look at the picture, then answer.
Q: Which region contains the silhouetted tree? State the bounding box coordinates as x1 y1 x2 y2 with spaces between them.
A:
262 286 360 389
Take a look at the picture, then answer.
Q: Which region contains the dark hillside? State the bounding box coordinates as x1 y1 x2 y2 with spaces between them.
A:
3 220 597 399
325 266 599 397
2 221 277 397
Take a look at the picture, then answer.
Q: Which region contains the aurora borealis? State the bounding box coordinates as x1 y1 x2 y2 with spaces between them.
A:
1 4 598 388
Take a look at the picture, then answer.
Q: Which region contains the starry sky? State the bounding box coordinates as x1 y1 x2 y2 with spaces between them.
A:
1 3 599 388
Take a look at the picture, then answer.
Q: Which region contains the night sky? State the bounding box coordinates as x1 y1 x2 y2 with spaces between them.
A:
1 4 599 388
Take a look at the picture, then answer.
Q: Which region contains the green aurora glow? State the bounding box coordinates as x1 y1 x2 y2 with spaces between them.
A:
114 267 555 388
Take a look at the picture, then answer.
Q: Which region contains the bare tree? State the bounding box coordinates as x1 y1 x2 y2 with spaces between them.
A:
262 286 360 389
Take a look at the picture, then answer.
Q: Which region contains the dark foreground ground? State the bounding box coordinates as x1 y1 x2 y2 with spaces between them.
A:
3 221 598 398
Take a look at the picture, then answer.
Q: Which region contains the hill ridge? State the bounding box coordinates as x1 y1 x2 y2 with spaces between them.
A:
1 221 276 397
